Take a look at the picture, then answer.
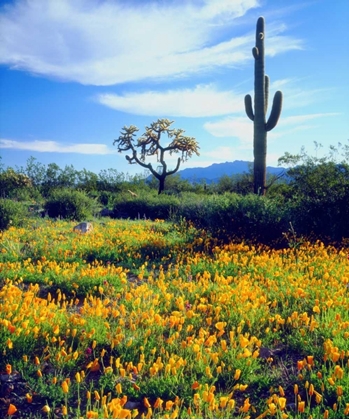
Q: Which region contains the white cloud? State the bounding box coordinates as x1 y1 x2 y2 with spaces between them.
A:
0 139 116 155
204 116 253 145
200 111 340 167
98 76 326 119
269 78 334 110
97 84 244 117
204 112 338 144
199 0 260 21
0 0 303 85
280 113 339 125
268 113 339 141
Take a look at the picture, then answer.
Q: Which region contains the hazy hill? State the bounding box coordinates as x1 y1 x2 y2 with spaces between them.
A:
177 160 284 183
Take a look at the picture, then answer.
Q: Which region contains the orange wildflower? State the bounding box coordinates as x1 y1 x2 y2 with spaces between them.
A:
8 404 17 415
61 380 69 394
234 369 241 381
144 397 151 408
278 397 286 410
298 401 305 413
192 381 200 390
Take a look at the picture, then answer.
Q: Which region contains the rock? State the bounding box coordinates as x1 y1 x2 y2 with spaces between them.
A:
73 222 93 233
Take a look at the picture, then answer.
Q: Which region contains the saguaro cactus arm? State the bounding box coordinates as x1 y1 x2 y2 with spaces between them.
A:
264 75 269 114
244 94 254 121
252 47 259 59
266 91 283 131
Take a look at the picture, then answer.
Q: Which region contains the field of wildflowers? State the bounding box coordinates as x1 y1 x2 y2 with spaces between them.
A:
0 219 349 419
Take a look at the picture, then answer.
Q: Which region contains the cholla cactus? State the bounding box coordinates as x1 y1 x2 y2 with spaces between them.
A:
245 16 283 195
114 119 199 194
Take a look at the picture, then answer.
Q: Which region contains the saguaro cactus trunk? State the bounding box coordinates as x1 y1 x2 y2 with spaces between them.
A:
245 17 283 195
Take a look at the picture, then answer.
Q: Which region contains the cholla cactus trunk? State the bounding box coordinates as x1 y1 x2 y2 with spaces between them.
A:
245 17 283 195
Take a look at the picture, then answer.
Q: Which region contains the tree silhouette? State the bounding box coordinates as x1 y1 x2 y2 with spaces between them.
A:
114 119 200 194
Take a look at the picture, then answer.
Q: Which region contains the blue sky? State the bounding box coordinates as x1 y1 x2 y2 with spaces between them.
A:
1 0 348 177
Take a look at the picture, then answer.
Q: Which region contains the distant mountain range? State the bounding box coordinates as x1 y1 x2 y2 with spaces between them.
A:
177 160 285 183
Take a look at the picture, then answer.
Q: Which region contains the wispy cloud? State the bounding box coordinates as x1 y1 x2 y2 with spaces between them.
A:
0 139 116 155
279 113 339 125
98 75 328 118
97 84 244 117
204 112 339 143
0 0 303 85
269 78 334 110
204 117 253 145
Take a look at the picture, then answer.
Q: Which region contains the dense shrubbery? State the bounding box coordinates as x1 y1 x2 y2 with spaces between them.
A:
112 192 290 245
1 143 348 243
44 189 96 220
112 191 180 220
110 187 349 245
0 199 28 230
0 168 32 199
278 144 349 242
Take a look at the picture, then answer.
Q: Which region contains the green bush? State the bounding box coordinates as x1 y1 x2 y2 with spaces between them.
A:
278 144 349 243
98 191 112 206
287 194 349 243
0 199 28 230
177 193 288 244
44 189 96 220
112 191 180 220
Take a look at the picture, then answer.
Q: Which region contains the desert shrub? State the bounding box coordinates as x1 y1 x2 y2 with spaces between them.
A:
112 192 180 220
235 194 288 244
115 185 345 245
175 193 203 226
177 193 288 244
287 193 349 243
98 191 113 206
279 145 349 242
214 173 253 195
0 168 32 198
0 199 28 230
44 189 96 220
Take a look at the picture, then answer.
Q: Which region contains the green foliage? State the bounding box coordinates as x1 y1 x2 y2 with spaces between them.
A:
108 185 346 245
98 191 112 206
0 168 32 198
112 191 180 220
0 199 28 230
44 189 96 221
1 145 348 244
279 142 349 241
214 172 253 195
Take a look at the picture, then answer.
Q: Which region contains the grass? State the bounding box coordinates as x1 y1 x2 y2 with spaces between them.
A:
0 218 349 418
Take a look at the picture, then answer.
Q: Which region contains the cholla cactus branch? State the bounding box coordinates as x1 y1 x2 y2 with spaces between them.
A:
113 118 199 194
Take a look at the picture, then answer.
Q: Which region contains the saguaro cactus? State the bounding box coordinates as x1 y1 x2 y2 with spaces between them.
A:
245 16 283 195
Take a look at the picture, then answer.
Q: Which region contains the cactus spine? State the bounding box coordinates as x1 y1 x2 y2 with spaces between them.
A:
245 16 283 195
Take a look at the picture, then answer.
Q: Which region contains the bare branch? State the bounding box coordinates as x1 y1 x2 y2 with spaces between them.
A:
265 170 286 190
